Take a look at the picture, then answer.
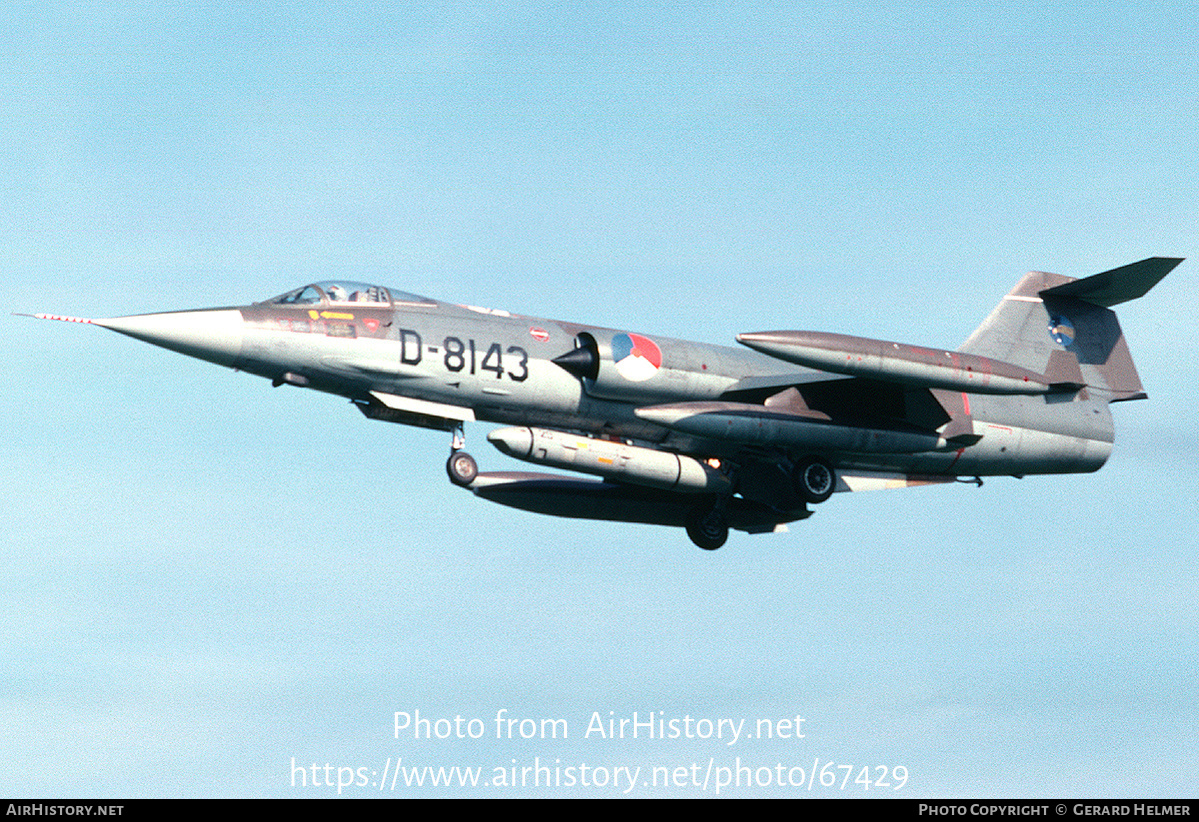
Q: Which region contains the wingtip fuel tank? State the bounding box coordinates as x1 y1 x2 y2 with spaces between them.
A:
736 330 1077 395
467 471 805 535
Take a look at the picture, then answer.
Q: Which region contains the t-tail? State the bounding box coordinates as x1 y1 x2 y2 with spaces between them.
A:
958 257 1183 402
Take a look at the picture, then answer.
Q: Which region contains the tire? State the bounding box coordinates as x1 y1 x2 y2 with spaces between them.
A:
794 457 835 504
685 503 728 551
446 451 479 487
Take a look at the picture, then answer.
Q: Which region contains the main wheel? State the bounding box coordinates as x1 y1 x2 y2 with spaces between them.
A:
446 451 479 487
685 503 729 551
794 457 835 504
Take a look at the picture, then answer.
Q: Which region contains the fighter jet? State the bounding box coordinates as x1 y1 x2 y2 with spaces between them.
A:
26 257 1180 549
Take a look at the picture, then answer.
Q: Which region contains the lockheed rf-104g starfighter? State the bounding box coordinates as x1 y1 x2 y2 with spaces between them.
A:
27 257 1180 549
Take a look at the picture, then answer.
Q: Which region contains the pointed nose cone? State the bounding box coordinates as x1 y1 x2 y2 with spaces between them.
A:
93 308 245 369
551 345 599 380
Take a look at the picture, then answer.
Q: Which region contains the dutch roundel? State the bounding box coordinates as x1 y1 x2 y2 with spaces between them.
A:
1048 316 1075 347
612 333 662 382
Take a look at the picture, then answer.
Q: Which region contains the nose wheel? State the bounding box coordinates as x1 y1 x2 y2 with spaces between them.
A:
446 422 478 487
447 450 479 486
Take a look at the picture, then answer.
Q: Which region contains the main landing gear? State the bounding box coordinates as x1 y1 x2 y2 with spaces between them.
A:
685 497 729 551
793 456 835 504
445 423 478 487
684 458 836 551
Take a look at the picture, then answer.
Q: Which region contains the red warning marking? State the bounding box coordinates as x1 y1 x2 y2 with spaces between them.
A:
36 314 93 324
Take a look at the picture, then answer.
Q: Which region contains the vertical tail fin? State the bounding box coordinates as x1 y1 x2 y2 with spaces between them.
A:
959 257 1181 401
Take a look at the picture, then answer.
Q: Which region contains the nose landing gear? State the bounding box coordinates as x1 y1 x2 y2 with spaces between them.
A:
445 423 478 487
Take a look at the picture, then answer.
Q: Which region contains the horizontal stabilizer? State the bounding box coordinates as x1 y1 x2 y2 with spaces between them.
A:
1039 257 1183 307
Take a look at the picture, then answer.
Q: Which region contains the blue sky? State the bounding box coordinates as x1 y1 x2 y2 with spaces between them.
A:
4 1 1198 797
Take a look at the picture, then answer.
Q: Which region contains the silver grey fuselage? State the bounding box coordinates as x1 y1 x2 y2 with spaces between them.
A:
101 290 1113 480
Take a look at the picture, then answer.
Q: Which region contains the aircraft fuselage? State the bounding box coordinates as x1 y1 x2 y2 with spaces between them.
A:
37 257 1179 549
142 290 1115 479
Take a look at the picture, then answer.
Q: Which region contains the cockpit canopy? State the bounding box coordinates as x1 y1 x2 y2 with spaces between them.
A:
267 281 431 307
